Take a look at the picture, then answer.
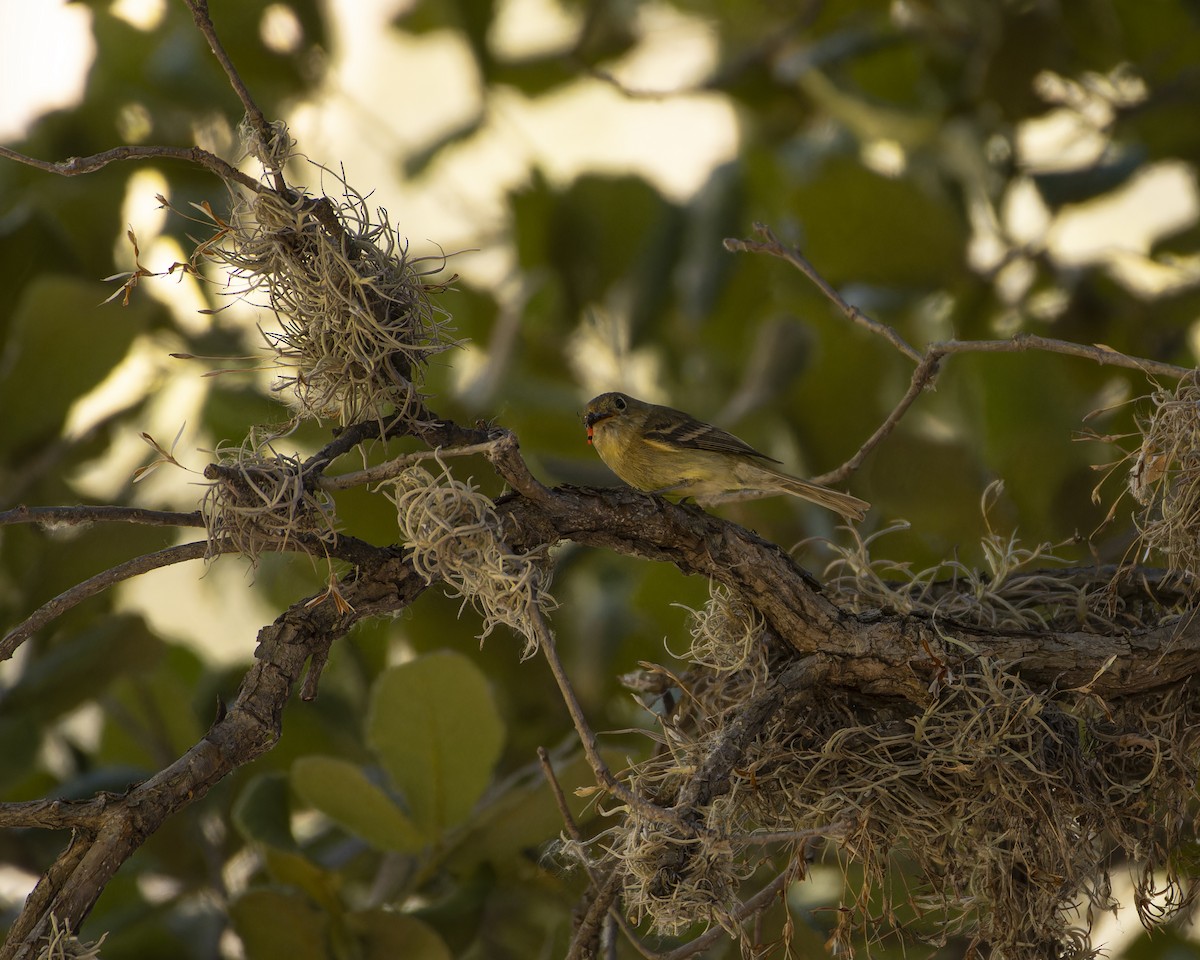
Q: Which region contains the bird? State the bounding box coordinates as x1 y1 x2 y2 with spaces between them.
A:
582 391 869 520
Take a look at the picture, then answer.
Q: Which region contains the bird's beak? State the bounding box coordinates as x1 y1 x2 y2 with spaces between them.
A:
583 410 609 444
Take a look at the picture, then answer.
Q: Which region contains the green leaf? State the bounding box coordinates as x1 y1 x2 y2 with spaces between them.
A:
0 718 43 793
0 206 82 326
291 755 426 852
348 910 453 960
404 114 485 178
98 644 204 768
233 772 297 851
958 351 1094 534
229 889 328 960
0 615 161 725
0 273 155 458
263 849 343 914
1032 147 1145 208
786 157 967 288
396 0 493 69
511 174 681 332
367 651 505 839
444 750 606 873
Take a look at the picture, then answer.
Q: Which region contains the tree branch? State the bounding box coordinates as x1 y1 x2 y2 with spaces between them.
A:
1 532 391 661
0 800 105 832
497 485 1200 697
529 605 684 826
725 222 923 363
4 448 1195 956
726 223 1193 487
812 350 941 487
0 505 203 529
319 439 504 491
1 542 212 661
0 143 260 193
0 550 425 960
180 0 286 190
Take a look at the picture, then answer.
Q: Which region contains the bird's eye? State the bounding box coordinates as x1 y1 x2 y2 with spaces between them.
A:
614 396 627 411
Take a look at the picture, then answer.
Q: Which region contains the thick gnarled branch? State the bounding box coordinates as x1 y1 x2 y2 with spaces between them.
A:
496 485 1200 698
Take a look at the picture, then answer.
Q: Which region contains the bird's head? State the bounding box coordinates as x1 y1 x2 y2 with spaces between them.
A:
583 392 635 443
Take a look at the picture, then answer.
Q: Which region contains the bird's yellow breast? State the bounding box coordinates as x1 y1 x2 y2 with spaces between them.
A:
591 419 680 491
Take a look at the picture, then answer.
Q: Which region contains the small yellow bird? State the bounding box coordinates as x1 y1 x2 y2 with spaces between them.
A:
583 392 869 520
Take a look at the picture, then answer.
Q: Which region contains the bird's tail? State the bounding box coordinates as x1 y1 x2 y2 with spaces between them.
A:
710 460 871 519
774 472 870 521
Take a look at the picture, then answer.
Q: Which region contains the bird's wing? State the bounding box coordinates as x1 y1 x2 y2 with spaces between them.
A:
641 405 781 463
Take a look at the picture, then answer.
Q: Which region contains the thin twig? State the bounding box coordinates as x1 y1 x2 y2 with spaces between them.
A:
726 226 1192 380
538 747 589 849
656 867 793 960
566 872 623 960
814 337 1190 486
728 223 1194 485
0 143 260 193
180 0 286 190
1 542 212 661
813 350 941 487
538 749 674 960
529 606 685 827
932 334 1190 380
724 222 923 363
319 440 502 491
0 505 203 529
301 410 496 479
1 531 388 660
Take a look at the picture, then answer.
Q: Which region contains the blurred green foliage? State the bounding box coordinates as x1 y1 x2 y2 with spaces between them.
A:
3 0 1200 956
